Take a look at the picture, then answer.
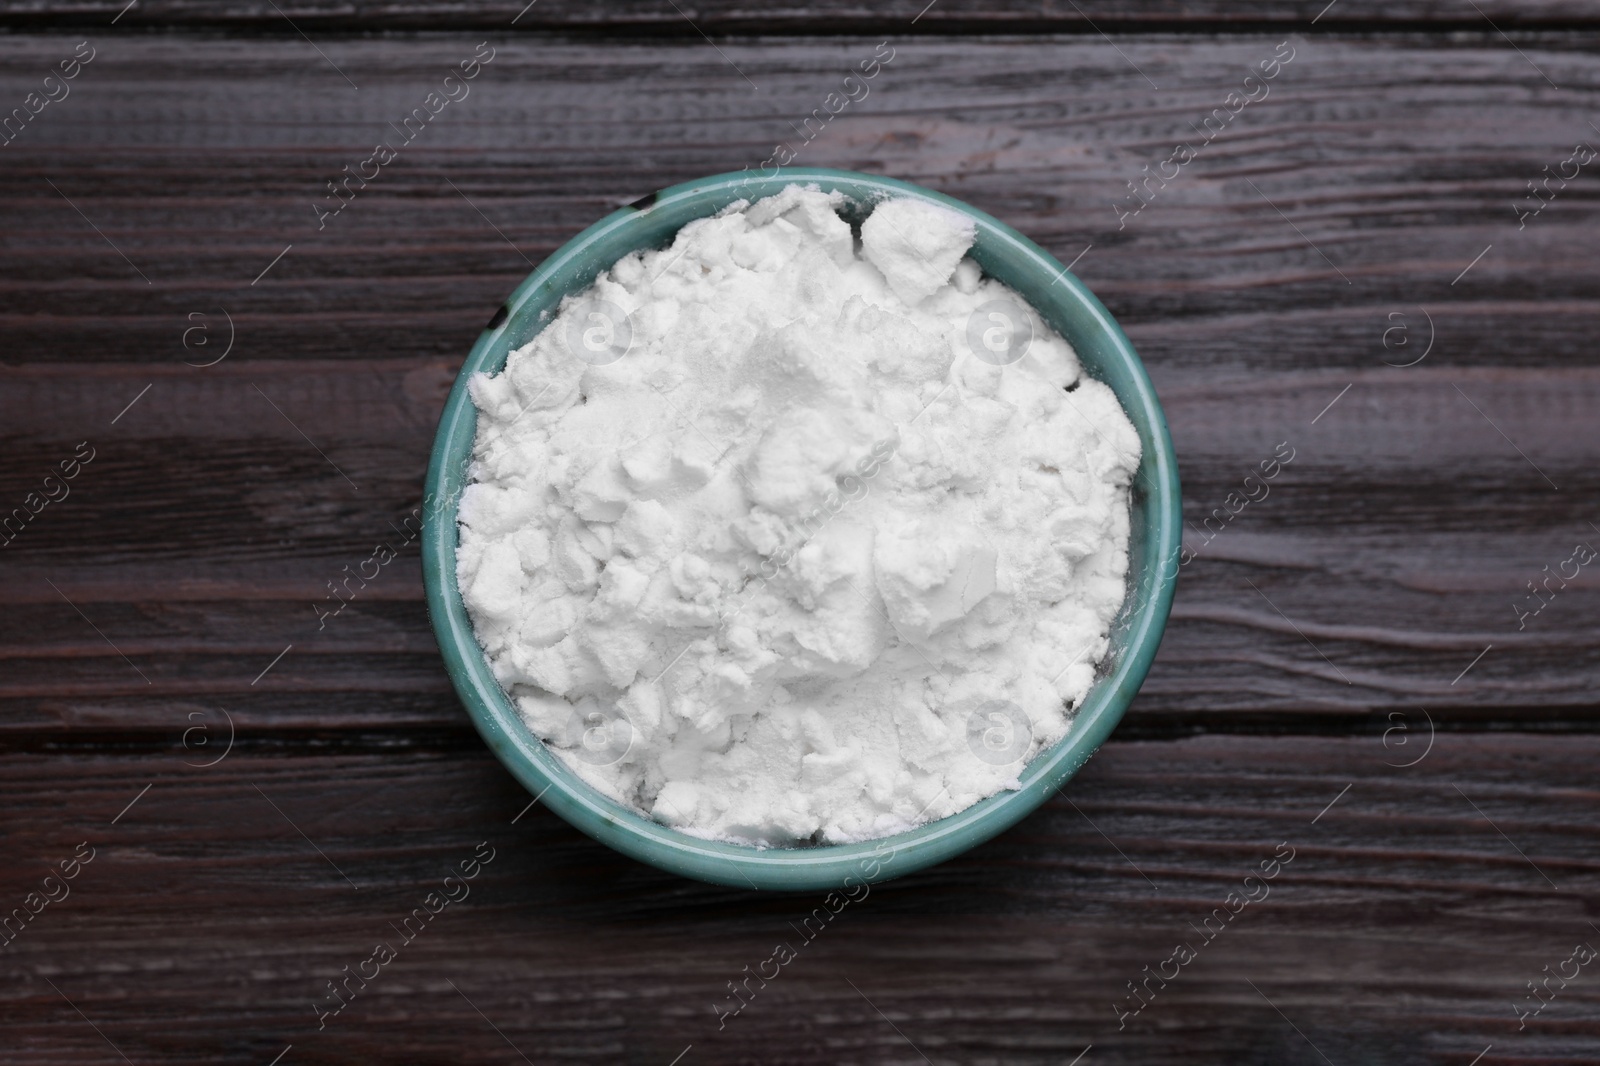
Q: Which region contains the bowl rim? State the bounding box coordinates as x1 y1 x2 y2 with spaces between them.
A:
422 167 1181 891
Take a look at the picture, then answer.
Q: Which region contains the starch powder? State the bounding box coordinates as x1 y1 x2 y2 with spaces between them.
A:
456 185 1141 846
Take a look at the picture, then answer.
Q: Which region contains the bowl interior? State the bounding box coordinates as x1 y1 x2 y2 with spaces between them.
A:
422 167 1181 891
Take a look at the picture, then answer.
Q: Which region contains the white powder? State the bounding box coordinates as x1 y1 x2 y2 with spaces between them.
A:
457 185 1141 847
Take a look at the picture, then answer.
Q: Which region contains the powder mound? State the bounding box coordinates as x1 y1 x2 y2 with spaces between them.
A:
859 197 977 305
457 184 1141 847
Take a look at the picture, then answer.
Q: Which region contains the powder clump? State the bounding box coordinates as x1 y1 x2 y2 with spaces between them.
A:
457 184 1141 846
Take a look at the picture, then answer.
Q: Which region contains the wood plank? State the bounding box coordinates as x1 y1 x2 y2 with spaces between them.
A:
1 0 1598 31
1 34 1598 362
1 733 1595 1063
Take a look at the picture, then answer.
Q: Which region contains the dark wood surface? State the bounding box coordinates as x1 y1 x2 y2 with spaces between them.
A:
6 1 1600 30
2 6 1598 1064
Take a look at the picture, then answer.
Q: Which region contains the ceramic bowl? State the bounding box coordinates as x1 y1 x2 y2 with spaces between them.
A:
422 167 1180 891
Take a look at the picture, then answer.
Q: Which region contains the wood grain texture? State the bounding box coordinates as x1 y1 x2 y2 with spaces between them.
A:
2 0 1600 31
3 22 1600 1066
3 34 1599 361
1 734 1596 1065
2 359 1597 725
2 35 1597 724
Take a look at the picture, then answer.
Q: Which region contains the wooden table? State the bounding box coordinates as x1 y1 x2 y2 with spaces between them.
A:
3 3 1598 1062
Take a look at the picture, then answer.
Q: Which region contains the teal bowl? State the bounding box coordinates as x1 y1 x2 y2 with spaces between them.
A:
422 168 1180 891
